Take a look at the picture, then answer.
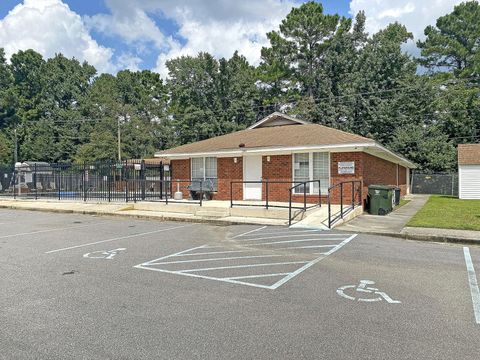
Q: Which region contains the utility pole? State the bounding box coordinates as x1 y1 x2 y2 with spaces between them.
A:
14 128 18 164
117 116 121 161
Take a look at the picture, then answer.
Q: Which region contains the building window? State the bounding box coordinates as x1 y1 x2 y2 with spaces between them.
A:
293 153 310 193
191 157 217 190
293 152 329 194
313 152 329 194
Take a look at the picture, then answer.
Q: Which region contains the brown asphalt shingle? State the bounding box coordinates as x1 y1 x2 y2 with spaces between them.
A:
159 124 373 155
458 144 480 165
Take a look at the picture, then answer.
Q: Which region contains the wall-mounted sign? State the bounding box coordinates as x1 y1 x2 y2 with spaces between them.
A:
338 161 355 174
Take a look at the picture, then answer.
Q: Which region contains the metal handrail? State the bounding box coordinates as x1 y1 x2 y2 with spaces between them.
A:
231 180 301 209
288 180 321 226
327 180 363 228
229 179 322 226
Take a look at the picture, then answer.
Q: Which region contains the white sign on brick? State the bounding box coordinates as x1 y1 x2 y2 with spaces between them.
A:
338 161 355 174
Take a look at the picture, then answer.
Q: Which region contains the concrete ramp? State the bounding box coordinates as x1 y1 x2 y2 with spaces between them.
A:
290 205 364 230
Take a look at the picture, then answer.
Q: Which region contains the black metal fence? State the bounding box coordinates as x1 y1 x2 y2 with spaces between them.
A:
0 160 171 202
411 172 458 196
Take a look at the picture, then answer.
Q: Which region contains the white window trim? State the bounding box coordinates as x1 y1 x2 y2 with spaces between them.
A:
191 157 217 188
292 152 330 194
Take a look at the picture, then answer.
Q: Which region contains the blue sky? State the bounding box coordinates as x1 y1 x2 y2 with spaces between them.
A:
0 1 352 20
0 0 465 76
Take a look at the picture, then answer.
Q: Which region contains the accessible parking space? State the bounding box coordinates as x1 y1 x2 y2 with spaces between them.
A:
1 209 480 359
133 227 356 289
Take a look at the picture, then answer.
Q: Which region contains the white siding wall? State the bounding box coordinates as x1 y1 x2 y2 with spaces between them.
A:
459 165 480 199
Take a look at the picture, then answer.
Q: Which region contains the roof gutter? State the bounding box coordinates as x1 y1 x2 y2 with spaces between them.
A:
367 143 417 169
155 142 376 159
156 142 415 168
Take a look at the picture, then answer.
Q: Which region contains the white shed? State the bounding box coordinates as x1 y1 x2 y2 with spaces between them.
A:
458 144 480 199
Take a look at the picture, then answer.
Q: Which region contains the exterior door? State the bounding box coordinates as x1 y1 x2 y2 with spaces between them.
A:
243 155 262 200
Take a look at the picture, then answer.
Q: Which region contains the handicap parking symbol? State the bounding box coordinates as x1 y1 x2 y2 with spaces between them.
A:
83 248 126 260
337 280 401 304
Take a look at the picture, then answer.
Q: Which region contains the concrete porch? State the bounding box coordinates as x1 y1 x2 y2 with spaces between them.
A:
0 197 364 229
128 199 362 229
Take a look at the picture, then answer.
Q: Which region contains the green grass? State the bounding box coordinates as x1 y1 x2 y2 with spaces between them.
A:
407 195 480 231
395 199 410 210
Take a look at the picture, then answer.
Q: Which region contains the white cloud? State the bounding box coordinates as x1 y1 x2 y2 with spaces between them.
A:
116 53 143 72
0 0 116 73
87 0 298 77
349 0 469 41
85 5 168 52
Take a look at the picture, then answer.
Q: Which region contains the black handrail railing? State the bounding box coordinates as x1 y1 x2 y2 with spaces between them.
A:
288 180 321 226
229 180 322 226
231 180 296 209
327 180 363 228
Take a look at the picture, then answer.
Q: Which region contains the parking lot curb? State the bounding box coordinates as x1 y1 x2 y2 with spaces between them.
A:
0 203 285 227
2 202 477 244
349 230 480 246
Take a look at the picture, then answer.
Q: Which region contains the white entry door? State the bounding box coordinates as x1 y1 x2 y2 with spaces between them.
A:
243 155 262 200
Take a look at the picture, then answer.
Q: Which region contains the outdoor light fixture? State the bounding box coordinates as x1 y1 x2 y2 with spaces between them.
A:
267 156 271 162
234 157 238 163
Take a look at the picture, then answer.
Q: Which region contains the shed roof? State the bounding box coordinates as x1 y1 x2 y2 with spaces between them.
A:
458 144 480 165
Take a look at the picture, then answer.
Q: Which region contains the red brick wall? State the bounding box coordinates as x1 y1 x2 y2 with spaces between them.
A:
330 152 364 205
216 157 243 200
169 152 408 204
170 159 191 197
362 153 408 197
262 155 293 202
398 165 407 196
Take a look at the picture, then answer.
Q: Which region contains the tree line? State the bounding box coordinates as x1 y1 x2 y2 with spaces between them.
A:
0 1 479 172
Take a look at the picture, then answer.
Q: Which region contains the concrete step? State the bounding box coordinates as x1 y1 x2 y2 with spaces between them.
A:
195 209 230 218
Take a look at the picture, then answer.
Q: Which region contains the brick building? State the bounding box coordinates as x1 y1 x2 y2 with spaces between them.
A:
155 112 415 205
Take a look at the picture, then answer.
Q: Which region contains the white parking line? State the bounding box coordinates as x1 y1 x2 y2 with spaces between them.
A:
230 226 267 239
253 238 344 246
44 224 194 254
224 273 291 280
134 266 278 290
269 234 357 289
178 261 310 273
237 230 321 238
0 222 104 239
463 247 480 324
135 232 357 289
274 244 337 250
149 254 285 265
238 234 350 242
179 249 254 256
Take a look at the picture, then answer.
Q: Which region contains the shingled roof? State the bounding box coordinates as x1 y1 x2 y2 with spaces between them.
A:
159 123 371 155
458 144 480 165
156 112 415 168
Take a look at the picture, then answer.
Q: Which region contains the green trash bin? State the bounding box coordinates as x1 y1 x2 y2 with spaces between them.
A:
368 185 394 215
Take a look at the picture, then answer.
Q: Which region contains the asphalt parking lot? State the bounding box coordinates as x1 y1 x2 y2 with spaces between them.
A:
1 209 479 359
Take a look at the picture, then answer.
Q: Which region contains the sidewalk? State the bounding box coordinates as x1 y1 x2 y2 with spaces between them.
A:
0 198 287 226
338 194 480 244
1 196 479 244
0 197 361 229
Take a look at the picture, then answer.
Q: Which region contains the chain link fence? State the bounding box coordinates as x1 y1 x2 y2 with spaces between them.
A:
411 172 458 196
